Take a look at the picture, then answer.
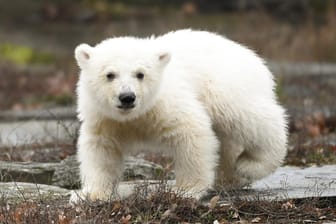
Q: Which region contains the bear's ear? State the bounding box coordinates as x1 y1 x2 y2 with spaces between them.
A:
75 43 93 69
157 51 171 67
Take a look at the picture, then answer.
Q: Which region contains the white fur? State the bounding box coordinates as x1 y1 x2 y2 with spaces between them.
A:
71 29 288 202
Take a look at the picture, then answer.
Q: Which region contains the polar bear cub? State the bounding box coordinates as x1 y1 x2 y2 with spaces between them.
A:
71 29 287 202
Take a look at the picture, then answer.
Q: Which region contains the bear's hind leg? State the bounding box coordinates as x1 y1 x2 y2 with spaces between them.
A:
215 139 284 188
233 149 281 187
215 139 244 188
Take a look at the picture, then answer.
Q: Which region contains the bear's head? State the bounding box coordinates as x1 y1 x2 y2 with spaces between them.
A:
75 37 171 122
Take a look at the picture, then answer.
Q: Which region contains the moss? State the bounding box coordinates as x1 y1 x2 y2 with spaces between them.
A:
35 94 75 106
53 94 74 106
275 76 285 101
52 94 75 106
0 43 56 65
308 0 330 14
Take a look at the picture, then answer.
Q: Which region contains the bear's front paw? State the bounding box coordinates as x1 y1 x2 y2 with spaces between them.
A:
233 167 254 188
69 190 115 204
69 190 87 204
171 185 209 200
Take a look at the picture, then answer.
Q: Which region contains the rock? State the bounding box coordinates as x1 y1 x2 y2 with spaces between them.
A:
52 155 168 189
251 165 336 200
51 155 79 189
2 165 336 203
0 182 70 203
0 106 76 121
115 166 336 201
123 156 171 181
268 62 336 77
0 120 79 147
0 161 58 184
0 155 167 189
0 180 169 203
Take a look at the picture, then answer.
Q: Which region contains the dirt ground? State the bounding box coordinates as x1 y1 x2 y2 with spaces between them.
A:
1 187 336 223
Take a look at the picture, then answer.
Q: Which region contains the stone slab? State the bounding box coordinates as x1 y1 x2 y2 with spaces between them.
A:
0 120 79 147
251 165 336 200
0 182 70 203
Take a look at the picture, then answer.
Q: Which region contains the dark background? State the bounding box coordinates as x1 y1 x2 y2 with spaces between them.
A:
0 0 335 110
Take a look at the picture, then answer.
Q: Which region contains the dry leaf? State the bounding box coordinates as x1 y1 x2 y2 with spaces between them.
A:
120 214 131 224
112 202 121 210
209 195 220 209
306 124 320 137
232 211 239 219
281 201 295 210
161 209 171 219
313 112 325 128
251 217 261 223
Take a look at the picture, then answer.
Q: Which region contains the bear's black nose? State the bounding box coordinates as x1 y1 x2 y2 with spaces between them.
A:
119 92 136 105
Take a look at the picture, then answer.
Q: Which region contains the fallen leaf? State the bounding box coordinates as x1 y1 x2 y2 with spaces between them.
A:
112 201 121 210
232 211 239 219
120 214 131 224
313 112 325 128
306 124 320 137
209 195 220 209
281 201 295 210
161 209 171 219
251 217 261 223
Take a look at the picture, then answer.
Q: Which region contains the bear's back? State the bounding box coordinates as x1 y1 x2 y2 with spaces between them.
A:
156 29 275 101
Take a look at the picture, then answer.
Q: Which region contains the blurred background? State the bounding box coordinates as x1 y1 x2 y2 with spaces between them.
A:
0 0 336 166
0 0 335 110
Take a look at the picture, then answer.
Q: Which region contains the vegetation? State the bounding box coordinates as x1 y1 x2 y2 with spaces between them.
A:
0 43 56 65
0 186 335 223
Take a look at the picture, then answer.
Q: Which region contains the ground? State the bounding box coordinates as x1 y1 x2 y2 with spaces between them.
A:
1 189 336 223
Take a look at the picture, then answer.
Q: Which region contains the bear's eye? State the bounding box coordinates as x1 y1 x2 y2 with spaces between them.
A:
106 72 116 81
136 72 144 80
